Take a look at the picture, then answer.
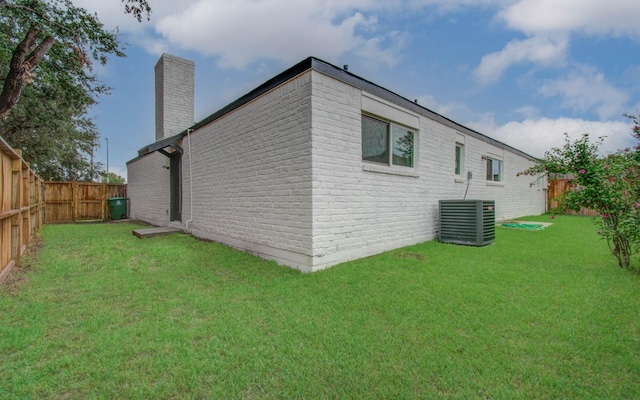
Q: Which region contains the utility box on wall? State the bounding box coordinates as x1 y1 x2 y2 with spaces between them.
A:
439 200 496 246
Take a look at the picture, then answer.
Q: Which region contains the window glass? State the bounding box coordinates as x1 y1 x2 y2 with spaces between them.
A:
362 114 416 168
455 144 462 175
362 115 389 164
392 125 414 167
486 158 502 181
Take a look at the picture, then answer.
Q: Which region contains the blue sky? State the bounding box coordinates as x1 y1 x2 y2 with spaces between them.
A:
75 0 640 180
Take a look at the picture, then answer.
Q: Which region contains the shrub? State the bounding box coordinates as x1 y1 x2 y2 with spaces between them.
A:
520 119 640 271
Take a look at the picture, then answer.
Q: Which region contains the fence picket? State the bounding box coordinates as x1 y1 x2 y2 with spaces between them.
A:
547 179 599 216
43 182 127 223
0 137 43 283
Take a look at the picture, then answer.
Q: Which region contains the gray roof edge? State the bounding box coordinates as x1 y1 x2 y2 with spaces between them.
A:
131 56 537 164
309 57 538 161
135 132 183 157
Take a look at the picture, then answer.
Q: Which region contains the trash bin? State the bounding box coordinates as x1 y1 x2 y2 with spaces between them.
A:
107 197 128 220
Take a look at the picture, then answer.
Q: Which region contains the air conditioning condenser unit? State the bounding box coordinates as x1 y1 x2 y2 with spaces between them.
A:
439 200 495 246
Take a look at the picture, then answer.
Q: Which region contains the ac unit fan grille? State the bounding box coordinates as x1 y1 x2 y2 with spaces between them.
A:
439 200 495 246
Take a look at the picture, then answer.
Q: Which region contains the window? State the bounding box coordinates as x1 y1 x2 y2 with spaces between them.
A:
486 158 502 182
362 115 389 164
455 143 464 175
362 115 414 168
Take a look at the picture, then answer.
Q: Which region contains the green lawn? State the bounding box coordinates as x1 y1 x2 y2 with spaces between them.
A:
1 216 639 398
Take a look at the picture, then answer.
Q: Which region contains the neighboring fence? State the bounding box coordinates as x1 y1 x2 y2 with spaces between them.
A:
44 182 127 223
547 178 599 216
0 136 44 282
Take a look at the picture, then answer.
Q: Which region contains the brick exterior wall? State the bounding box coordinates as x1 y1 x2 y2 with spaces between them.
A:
181 71 315 270
129 60 546 272
309 70 546 270
155 54 195 142
127 152 171 227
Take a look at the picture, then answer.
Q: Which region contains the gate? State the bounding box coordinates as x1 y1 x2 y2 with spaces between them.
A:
44 182 127 223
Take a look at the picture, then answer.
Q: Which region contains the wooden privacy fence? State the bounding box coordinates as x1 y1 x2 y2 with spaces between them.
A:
0 136 43 282
548 178 599 216
44 182 127 223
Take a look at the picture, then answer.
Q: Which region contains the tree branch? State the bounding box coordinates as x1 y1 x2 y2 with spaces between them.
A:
0 25 55 119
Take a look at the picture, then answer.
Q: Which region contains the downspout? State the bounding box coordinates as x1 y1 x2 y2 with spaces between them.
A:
185 128 194 232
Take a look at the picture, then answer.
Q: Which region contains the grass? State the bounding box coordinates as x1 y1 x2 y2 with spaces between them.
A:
1 215 640 398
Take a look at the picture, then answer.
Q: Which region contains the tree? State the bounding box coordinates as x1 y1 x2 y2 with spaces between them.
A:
101 170 125 184
122 0 151 22
0 85 103 181
393 130 414 167
0 0 150 180
0 0 125 118
0 32 105 180
520 117 640 271
0 0 152 117
625 112 640 162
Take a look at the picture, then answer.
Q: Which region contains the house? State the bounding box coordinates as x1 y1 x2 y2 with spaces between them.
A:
127 54 546 272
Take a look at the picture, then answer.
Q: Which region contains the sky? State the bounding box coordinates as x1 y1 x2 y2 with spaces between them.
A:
74 0 640 180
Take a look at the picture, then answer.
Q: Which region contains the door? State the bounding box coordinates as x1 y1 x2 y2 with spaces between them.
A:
170 153 181 221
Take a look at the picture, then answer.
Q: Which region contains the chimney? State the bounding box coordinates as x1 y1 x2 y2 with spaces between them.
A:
155 53 195 142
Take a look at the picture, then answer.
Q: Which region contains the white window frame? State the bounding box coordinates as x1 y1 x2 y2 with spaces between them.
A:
455 143 464 176
361 114 416 169
486 157 502 182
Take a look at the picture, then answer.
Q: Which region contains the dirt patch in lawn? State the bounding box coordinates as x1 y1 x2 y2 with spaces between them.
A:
396 251 428 261
0 236 43 294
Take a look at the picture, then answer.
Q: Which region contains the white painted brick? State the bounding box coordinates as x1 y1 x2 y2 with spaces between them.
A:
155 54 195 141
127 152 171 226
129 66 546 273
180 71 314 268
309 70 546 270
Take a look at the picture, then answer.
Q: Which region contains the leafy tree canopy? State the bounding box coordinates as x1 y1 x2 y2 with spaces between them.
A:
122 0 151 22
0 0 150 180
101 170 125 184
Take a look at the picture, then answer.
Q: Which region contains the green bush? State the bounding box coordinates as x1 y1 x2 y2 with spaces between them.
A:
521 117 640 270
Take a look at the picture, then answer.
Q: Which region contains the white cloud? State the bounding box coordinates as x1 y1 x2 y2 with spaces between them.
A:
498 0 640 37
474 35 568 84
407 0 510 13
74 0 201 32
539 66 629 120
72 0 200 59
473 0 640 85
74 0 405 68
469 116 634 157
515 106 540 119
76 0 640 73
414 96 634 158
353 30 408 68
153 0 402 68
412 96 633 159
415 94 475 121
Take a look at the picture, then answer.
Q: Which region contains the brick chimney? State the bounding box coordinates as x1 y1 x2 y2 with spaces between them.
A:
155 53 195 142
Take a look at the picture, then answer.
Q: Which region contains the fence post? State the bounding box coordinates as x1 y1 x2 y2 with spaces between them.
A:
102 182 107 221
72 182 78 222
22 165 30 246
11 154 22 267
0 136 43 283
40 182 44 227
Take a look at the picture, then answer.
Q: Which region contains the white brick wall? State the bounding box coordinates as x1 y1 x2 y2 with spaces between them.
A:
155 54 194 141
129 65 546 272
309 70 546 270
127 152 171 226
181 71 315 270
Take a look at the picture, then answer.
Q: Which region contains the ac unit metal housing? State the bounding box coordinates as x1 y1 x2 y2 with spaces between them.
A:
439 200 496 246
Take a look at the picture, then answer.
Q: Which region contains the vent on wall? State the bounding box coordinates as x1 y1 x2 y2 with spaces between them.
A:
439 200 495 246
